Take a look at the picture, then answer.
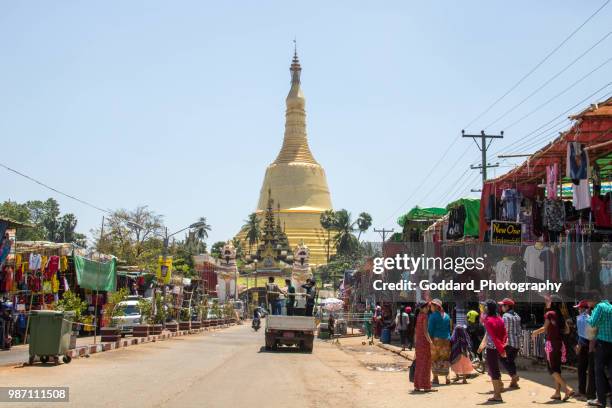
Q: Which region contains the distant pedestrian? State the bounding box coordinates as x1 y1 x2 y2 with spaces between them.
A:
301 278 317 317
374 305 383 339
413 301 436 393
406 306 415 350
479 299 507 403
266 277 283 315
450 325 473 383
285 279 296 316
396 307 410 351
428 298 451 385
363 306 374 344
499 298 521 389
587 298 612 408
531 295 574 402
574 300 596 401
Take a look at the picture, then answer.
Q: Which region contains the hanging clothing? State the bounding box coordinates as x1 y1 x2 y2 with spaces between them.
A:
546 163 558 199
494 258 515 284
592 195 612 228
29 254 42 271
523 245 547 281
543 199 565 232
501 189 521 221
60 256 68 272
47 256 60 274
573 179 591 210
566 142 589 181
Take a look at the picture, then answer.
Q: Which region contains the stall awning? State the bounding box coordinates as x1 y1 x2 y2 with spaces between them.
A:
446 198 481 237
486 97 612 185
397 206 448 227
74 255 117 292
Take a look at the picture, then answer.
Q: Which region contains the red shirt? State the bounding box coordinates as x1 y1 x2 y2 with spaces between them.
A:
592 195 612 228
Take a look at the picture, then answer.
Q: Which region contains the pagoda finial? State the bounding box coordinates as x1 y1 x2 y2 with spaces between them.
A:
290 40 301 85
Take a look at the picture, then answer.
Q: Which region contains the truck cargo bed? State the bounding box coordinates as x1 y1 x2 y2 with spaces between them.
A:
265 316 316 331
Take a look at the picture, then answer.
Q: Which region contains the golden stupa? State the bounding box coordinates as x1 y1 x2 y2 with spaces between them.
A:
238 50 333 266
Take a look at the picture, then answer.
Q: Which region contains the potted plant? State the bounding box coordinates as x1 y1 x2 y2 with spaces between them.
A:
161 293 178 332
55 290 88 348
133 298 153 337
223 303 234 325
178 307 191 331
101 288 128 342
210 300 221 328
150 292 166 335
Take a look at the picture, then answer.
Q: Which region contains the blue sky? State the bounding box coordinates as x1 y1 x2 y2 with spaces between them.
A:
1 1 611 245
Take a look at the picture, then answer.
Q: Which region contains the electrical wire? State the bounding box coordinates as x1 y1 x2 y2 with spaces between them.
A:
463 0 610 130
380 0 610 223
502 64 612 130
0 161 111 214
495 84 612 154
483 31 612 130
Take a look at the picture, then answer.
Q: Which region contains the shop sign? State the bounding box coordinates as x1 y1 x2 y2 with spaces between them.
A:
491 221 522 245
157 256 173 284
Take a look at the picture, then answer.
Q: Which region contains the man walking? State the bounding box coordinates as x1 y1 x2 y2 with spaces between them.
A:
575 300 596 402
588 299 612 408
499 298 521 389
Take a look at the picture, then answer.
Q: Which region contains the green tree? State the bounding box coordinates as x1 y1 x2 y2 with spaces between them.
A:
94 206 165 270
242 213 261 255
320 209 337 263
332 209 359 256
356 212 373 240
0 198 85 244
210 241 225 259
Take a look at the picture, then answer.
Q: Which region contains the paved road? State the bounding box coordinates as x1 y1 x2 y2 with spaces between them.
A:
0 323 577 408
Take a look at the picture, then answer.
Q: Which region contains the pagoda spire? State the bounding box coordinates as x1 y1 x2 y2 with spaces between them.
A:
272 46 317 165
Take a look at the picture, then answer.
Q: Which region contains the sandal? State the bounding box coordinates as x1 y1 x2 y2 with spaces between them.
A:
487 397 503 403
550 395 561 400
563 390 575 402
424 389 439 393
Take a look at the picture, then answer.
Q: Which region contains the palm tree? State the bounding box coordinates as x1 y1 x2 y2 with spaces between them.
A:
320 210 337 263
193 217 211 242
356 212 373 240
242 213 261 255
332 209 359 255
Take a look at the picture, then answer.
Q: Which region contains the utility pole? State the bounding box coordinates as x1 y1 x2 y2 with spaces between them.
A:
462 130 504 183
373 227 394 306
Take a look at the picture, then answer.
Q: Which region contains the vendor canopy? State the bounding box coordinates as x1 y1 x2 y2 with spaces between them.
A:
74 255 117 292
397 206 447 227
486 97 612 185
446 198 480 237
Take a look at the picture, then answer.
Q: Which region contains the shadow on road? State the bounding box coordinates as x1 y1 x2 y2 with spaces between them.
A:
257 346 310 354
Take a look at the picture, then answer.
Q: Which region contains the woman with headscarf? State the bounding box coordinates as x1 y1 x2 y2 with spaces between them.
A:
450 325 473 383
374 305 383 339
478 299 507 403
428 298 451 385
363 306 374 345
413 301 436 392
531 295 574 401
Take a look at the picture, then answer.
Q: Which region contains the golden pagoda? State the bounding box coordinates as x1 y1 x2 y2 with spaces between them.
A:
238 49 333 266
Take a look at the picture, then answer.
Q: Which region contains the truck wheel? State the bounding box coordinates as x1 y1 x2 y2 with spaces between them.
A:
62 355 72 364
28 356 35 365
40 355 49 364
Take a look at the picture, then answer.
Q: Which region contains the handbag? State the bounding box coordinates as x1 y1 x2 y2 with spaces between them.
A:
409 360 416 383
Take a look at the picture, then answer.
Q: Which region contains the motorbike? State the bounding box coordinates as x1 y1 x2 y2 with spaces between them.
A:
252 316 261 332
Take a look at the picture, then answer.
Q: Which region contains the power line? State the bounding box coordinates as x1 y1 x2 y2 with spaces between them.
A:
502 62 612 130
381 0 609 223
495 84 612 154
0 161 111 214
483 31 612 130
463 0 610 130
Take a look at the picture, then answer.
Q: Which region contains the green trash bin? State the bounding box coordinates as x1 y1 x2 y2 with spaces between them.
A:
28 310 74 365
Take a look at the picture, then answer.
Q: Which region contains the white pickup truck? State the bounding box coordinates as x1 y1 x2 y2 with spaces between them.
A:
265 315 316 352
